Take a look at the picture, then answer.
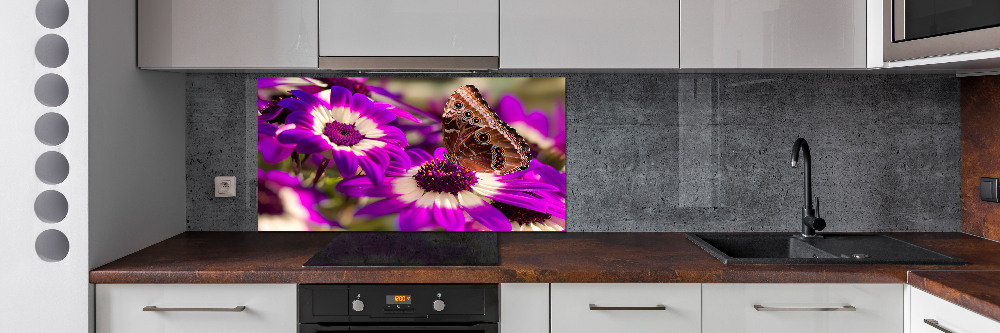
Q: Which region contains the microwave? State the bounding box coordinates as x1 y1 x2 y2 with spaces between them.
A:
884 0 1000 62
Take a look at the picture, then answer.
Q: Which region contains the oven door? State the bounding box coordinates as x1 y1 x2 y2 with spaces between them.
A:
300 323 498 333
885 0 1000 61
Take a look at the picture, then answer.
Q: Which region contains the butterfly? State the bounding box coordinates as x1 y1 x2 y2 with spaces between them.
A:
442 85 531 175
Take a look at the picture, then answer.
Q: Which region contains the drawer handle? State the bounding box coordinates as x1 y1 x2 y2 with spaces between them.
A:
924 319 955 333
589 304 667 311
753 305 856 312
143 306 247 312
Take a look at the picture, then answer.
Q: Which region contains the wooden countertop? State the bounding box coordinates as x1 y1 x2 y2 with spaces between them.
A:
91 232 1000 322
90 232 1000 284
908 270 1000 323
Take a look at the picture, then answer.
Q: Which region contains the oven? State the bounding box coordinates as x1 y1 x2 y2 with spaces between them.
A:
884 0 1000 61
299 284 498 333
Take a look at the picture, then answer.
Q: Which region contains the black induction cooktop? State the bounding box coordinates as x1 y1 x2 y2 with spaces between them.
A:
303 232 499 267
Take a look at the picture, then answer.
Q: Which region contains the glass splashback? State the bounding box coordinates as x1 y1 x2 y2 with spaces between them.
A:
257 77 566 232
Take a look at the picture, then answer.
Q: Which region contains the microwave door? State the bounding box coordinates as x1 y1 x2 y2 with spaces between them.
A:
895 0 1000 42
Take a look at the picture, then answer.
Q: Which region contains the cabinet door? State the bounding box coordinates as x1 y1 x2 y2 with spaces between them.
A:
681 0 868 68
702 283 903 333
319 0 499 57
551 283 700 333
911 287 1000 333
138 0 318 68
500 284 549 333
96 284 297 333
501 0 680 69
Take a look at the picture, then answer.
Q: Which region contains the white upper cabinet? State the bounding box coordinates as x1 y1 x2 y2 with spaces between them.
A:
500 0 680 69
319 0 499 57
681 0 874 68
138 0 318 69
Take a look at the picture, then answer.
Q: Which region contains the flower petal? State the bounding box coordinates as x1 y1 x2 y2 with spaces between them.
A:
457 191 512 231
357 155 386 185
295 135 333 154
331 149 359 177
398 206 432 231
259 135 294 163
355 198 411 218
407 149 434 164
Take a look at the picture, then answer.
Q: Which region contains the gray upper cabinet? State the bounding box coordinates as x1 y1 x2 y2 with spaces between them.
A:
318 0 498 57
317 0 499 70
138 0 318 69
680 0 874 69
500 0 681 69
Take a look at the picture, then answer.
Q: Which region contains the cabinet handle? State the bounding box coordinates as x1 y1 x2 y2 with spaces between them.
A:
753 305 856 312
589 304 667 311
924 319 955 333
143 306 247 312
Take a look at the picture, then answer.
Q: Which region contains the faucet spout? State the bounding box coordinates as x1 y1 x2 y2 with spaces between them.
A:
791 138 825 237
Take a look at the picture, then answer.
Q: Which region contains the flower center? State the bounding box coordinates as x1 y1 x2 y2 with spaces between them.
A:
323 121 364 146
491 201 552 225
257 182 284 216
413 158 478 195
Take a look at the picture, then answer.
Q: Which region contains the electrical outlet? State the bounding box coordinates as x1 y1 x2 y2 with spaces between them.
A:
215 176 236 197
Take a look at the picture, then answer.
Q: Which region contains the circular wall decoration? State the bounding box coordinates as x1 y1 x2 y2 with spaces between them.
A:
35 151 69 185
35 112 69 145
35 34 69 68
34 190 68 223
34 73 69 107
35 229 69 262
36 0 69 29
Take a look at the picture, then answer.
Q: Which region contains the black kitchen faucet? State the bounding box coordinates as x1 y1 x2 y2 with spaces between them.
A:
791 138 826 238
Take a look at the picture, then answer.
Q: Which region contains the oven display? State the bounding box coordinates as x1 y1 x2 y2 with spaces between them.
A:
386 295 412 304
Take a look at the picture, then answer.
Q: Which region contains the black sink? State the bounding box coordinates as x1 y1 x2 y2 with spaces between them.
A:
686 233 966 265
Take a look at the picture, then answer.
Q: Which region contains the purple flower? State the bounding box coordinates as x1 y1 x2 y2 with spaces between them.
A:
257 169 337 231
257 98 297 163
496 94 566 156
276 87 416 185
336 148 561 231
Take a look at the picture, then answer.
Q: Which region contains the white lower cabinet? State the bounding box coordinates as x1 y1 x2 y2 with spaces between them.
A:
500 283 549 333
910 287 1000 333
550 283 702 333
95 284 297 333
702 283 903 333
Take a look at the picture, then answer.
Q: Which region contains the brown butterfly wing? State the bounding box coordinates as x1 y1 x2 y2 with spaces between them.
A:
442 85 531 175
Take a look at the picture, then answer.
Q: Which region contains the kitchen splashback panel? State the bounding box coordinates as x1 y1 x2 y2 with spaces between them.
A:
187 73 960 232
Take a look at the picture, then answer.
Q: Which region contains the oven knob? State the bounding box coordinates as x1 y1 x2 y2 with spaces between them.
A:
432 299 446 312
352 299 365 312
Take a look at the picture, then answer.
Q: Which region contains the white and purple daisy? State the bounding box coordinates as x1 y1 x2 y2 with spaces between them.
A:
257 169 337 231
276 86 417 185
336 148 561 231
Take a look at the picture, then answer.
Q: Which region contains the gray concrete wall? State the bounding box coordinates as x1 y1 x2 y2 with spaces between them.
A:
186 73 960 232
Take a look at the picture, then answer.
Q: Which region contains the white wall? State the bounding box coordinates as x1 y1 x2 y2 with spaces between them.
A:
0 0 185 331
88 0 186 270
0 0 90 331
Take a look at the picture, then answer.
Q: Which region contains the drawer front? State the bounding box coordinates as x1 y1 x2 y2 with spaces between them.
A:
551 283 701 333
911 288 1000 333
702 283 903 333
319 0 499 57
96 284 296 333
